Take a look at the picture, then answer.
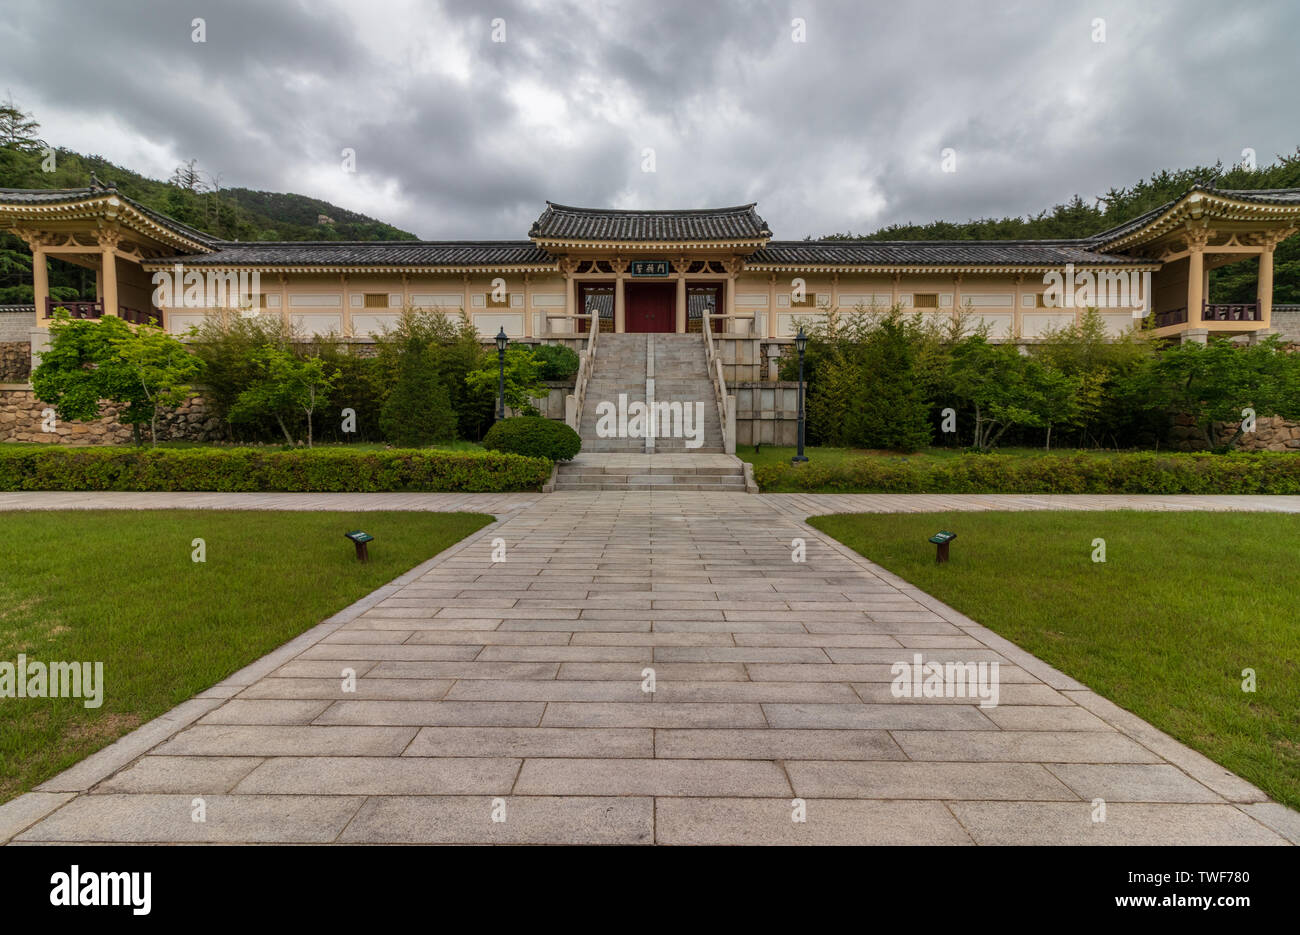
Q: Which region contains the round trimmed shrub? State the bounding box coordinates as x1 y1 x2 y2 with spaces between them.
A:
482 416 581 461
527 343 580 380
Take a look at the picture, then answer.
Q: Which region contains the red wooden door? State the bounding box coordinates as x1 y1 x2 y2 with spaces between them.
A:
624 282 675 332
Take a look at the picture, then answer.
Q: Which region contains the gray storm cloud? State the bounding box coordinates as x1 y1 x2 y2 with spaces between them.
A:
4 0 1296 239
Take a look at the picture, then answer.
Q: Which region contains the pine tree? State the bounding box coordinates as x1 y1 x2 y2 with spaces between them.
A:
379 345 457 447
843 316 933 452
0 95 42 152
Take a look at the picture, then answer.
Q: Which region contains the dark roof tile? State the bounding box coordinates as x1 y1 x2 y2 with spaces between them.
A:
149 241 553 267
529 202 770 241
750 240 1151 266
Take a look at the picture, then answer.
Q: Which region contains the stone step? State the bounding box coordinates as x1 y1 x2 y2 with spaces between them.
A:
557 463 740 477
555 472 744 484
553 481 746 491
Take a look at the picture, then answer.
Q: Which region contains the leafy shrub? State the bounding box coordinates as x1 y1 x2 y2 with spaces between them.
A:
0 447 552 492
374 310 493 441
528 343 580 381
752 452 1300 495
379 344 457 447
482 416 581 461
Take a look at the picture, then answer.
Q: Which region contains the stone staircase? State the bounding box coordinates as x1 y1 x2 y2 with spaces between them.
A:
648 334 722 453
578 333 648 452
554 333 752 492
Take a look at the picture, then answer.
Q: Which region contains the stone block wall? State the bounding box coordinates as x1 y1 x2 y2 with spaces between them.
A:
1169 412 1300 452
0 309 33 341
1272 307 1300 344
734 381 801 447
712 337 764 384
0 388 222 444
0 343 31 382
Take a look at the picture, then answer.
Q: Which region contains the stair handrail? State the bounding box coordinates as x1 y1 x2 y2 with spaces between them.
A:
701 312 736 453
566 311 599 431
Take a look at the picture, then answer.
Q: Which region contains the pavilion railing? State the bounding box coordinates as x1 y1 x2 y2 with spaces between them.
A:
45 298 161 327
1202 302 1262 322
1154 307 1187 328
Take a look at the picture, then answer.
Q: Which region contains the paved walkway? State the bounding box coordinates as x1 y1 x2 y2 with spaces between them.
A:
3 490 1300 516
2 491 1298 844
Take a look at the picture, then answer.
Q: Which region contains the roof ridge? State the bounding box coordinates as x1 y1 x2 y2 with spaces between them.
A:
772 237 1104 247
199 239 538 247
543 201 759 215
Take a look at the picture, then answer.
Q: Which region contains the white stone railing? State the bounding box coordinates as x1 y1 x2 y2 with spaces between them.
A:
702 312 736 454
564 312 599 431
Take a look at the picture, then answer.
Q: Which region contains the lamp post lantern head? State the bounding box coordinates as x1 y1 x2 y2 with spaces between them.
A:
495 327 509 355
794 326 808 355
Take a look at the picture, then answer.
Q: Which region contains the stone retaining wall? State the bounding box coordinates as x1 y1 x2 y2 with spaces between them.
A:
734 381 801 447
0 387 222 444
1169 412 1300 452
0 343 30 382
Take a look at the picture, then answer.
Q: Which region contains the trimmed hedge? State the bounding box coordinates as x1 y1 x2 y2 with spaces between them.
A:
483 416 581 461
754 452 1300 495
0 447 553 493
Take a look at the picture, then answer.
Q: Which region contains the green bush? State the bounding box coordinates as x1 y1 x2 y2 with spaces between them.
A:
0 447 552 493
753 452 1300 495
379 344 458 447
482 416 581 461
528 343 580 381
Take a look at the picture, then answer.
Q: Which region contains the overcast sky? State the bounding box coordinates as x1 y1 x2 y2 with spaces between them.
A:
4 0 1297 240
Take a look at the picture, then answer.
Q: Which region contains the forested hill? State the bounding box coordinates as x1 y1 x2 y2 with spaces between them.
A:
0 147 415 243
0 98 417 301
819 153 1300 303
0 96 413 244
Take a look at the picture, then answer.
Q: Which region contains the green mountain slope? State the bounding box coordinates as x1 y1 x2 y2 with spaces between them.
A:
0 99 415 302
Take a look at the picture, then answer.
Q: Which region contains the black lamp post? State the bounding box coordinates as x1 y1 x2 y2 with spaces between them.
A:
792 327 809 463
495 327 509 420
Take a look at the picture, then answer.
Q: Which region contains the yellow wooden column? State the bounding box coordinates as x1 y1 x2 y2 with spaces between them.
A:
100 241 119 317
1257 242 1275 328
614 262 626 333
523 272 533 338
767 274 777 338
675 268 687 333
1186 245 1204 326
563 261 577 335
340 273 351 336
724 269 736 335
32 244 49 321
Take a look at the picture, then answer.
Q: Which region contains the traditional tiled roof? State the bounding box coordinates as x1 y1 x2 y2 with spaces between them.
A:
530 202 771 242
147 241 554 269
1085 186 1300 250
749 240 1154 268
0 186 221 248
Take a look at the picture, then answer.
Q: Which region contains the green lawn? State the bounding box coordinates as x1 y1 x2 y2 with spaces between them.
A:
0 509 492 802
808 510 1300 810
